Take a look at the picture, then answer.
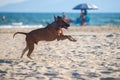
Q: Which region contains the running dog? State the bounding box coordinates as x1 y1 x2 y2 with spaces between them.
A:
13 16 76 59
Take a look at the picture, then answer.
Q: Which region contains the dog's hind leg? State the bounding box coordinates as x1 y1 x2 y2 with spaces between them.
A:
27 41 34 60
27 44 34 60
21 46 28 58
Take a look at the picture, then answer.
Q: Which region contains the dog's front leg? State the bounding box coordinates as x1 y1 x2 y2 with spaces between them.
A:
60 35 77 42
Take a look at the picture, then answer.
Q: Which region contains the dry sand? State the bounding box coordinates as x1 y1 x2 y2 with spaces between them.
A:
0 26 120 80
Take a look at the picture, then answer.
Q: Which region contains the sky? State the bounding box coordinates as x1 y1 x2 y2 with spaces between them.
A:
0 0 120 13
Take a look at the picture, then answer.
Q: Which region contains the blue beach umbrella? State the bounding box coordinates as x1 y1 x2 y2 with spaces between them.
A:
73 3 98 10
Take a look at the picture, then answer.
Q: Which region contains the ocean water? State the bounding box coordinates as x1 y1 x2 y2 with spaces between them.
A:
0 12 120 28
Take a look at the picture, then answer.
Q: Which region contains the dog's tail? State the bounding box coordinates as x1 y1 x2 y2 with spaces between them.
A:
13 32 28 38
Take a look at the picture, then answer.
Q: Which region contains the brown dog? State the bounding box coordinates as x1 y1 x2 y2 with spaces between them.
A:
13 16 76 59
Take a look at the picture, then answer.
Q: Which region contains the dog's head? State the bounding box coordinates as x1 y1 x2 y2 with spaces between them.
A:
54 16 70 29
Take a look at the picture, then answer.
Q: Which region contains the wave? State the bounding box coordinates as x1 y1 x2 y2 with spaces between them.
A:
0 24 45 28
11 22 23 26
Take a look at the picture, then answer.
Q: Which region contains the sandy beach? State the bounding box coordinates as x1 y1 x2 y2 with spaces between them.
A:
0 26 120 80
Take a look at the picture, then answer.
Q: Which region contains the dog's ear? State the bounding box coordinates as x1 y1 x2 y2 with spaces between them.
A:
54 15 57 21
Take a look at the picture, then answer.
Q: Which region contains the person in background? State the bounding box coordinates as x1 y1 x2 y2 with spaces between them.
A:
2 16 5 21
62 12 73 24
62 12 66 21
80 10 87 26
80 12 86 26
73 10 90 26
